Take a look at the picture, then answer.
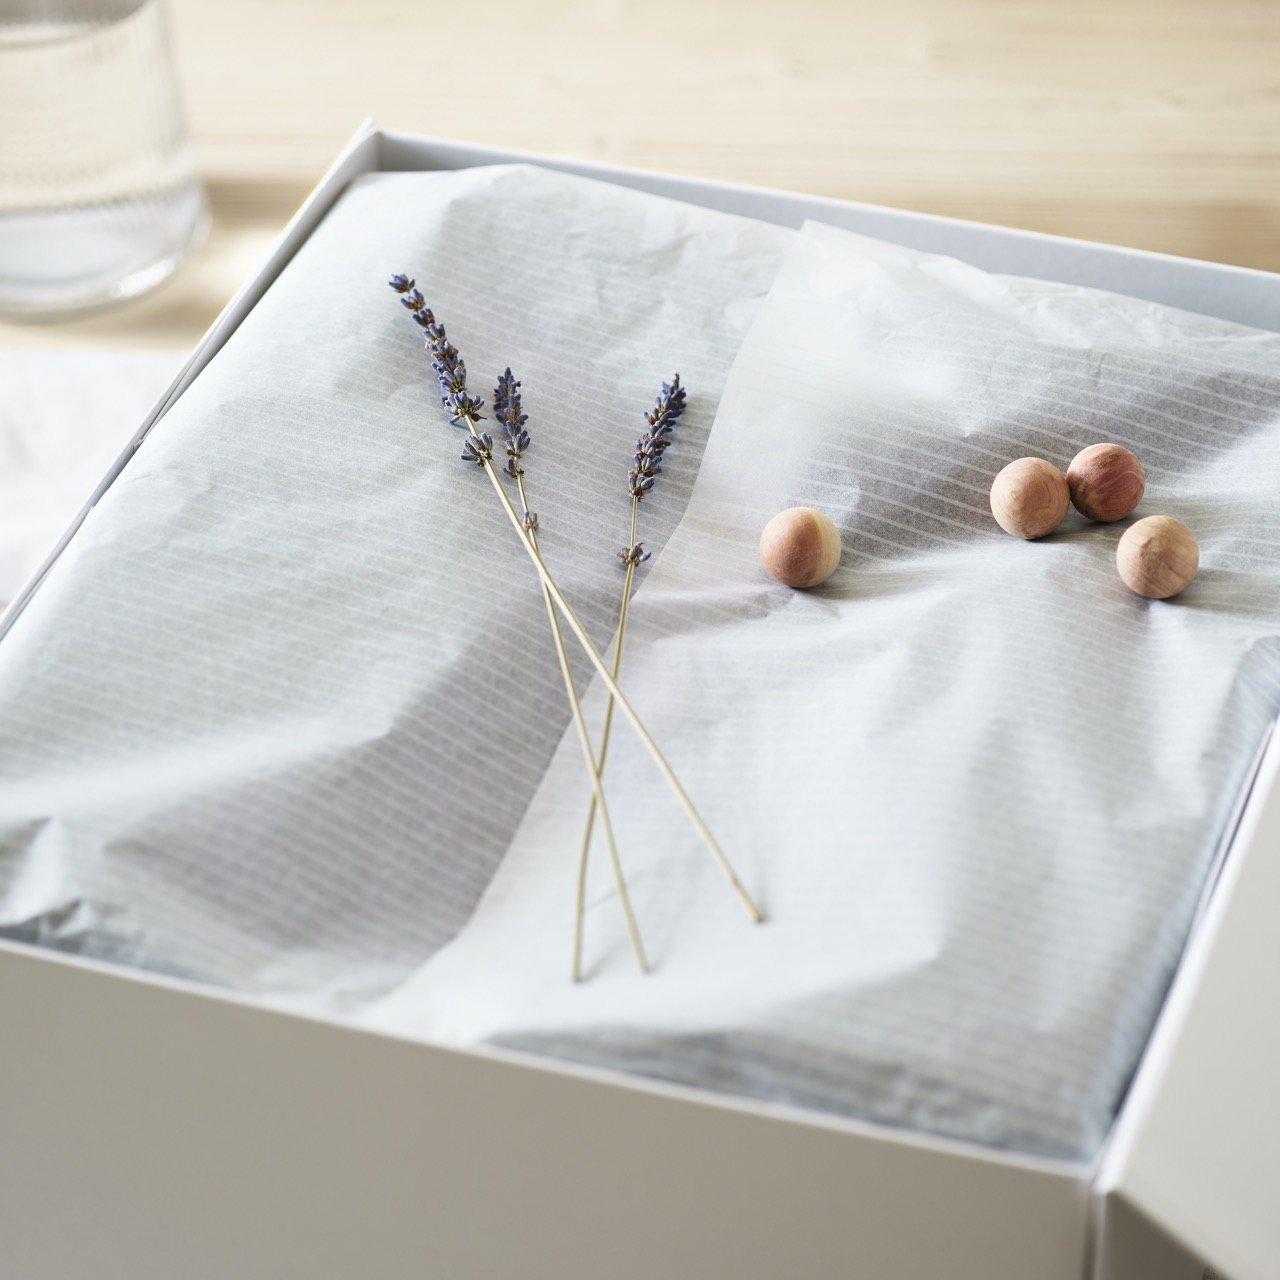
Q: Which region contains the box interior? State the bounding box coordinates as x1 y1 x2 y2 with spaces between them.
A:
3 122 1278 1279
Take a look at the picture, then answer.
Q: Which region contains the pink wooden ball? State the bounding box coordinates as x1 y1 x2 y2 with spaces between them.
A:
1116 515 1199 599
1067 443 1145 522
989 457 1070 540
759 507 842 589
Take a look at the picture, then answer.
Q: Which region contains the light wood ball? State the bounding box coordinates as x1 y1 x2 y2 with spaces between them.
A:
1116 515 1199 599
759 507 842 589
1067 443 1145 522
989 457 1070 540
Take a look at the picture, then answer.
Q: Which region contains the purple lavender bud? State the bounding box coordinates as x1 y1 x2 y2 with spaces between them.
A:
494 368 530 441
460 433 494 467
617 541 651 568
493 367 520 418
448 394 487 427
645 373 686 432
626 373 685 504
387 274 486 427
493 367 533 480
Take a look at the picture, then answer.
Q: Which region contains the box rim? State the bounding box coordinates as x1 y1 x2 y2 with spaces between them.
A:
0 932 1088 1182
378 126 1280 293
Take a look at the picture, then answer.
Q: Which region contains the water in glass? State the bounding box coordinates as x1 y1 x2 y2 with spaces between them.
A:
0 0 208 318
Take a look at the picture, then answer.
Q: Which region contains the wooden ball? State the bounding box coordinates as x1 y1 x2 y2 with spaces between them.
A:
1116 516 1198 599
759 507 842 589
989 458 1070 540
1067 443 1145 522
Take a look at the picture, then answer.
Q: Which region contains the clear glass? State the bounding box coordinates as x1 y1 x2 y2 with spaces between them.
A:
0 0 208 319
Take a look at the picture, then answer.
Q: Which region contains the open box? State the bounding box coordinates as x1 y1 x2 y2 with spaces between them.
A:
1 122 1277 1280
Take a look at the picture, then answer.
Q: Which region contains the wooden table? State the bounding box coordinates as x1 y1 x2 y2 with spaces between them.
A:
3 0 1278 351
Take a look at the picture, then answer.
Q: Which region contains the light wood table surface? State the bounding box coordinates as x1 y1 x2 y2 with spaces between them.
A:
3 0 1278 351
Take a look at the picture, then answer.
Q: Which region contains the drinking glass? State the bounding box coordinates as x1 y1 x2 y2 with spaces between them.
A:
0 0 208 319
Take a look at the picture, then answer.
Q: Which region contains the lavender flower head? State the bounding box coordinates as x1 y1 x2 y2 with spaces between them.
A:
628 373 685 500
461 433 494 466
387 274 486 432
494 368 532 479
618 374 685 567
647 374 687 431
617 541 651 569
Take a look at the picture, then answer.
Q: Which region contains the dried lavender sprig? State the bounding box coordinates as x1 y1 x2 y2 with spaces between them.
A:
389 274 486 426
627 375 686 499
494 367 532 479
388 281 760 933
572 375 690 975
386 273 650 974
480 429 760 928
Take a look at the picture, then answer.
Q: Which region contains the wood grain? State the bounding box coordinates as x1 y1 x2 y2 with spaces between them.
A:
3 0 1277 351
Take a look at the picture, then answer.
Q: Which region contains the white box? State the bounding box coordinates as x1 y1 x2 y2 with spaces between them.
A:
1 123 1277 1280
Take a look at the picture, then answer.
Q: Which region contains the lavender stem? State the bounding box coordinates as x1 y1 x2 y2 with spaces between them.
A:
388 279 760 933
467 417 762 925
509 464 649 977
572 495 640 980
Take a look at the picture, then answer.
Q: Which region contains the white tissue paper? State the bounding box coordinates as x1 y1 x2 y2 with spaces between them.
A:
367 221 1280 1160
4 169 1280 1160
0 164 792 1002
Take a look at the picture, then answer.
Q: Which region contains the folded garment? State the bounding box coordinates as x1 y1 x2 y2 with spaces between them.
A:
369 221 1280 1161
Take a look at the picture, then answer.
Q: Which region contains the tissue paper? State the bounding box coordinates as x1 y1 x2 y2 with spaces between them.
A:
0 165 791 1003
367 221 1280 1160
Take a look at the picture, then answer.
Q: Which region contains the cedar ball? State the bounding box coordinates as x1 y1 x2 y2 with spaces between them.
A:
989 457 1070 540
1116 515 1198 599
1067 443 1145 522
759 507 842 589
